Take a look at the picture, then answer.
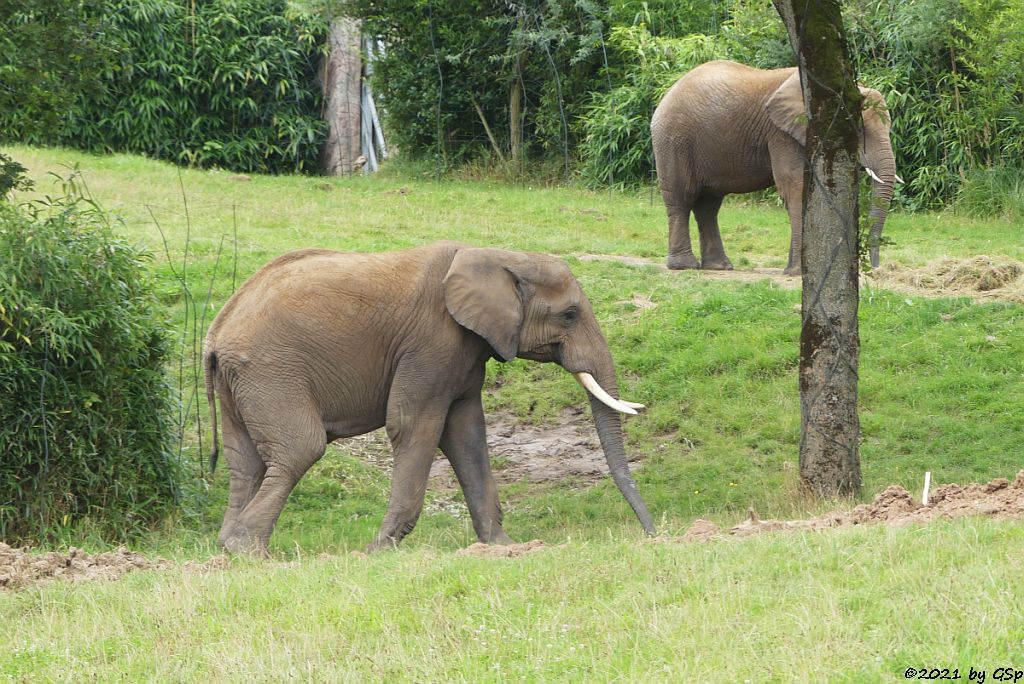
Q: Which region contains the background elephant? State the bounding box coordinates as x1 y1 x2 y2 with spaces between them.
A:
651 59 896 275
203 242 654 556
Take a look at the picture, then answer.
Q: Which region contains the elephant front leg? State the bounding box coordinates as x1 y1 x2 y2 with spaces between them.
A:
439 395 513 546
780 188 803 276
366 406 447 552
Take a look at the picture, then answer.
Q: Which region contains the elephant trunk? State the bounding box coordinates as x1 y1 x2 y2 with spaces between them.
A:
562 329 654 535
588 396 656 535
864 139 896 268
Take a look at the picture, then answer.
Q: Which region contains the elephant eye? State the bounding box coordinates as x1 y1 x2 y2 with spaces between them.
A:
561 307 578 323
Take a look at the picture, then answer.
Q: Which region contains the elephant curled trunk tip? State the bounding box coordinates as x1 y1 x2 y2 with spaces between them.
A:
573 372 645 415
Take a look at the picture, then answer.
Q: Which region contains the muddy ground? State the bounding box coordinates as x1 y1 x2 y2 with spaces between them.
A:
335 407 622 489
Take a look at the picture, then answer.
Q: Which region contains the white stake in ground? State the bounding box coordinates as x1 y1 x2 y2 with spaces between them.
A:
922 471 932 506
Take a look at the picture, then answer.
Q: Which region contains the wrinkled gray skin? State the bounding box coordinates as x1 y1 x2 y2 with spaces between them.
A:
203 242 655 556
651 60 896 275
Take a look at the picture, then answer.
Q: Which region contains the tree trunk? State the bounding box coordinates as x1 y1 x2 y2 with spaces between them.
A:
773 0 863 496
321 17 362 176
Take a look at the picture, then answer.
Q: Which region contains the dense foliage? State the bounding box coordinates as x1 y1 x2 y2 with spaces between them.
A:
3 0 1021 205
0 0 117 143
0 169 180 543
351 0 1023 209
0 0 327 174
351 0 610 172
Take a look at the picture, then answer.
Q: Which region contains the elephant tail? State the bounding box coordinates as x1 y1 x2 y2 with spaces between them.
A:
204 349 219 473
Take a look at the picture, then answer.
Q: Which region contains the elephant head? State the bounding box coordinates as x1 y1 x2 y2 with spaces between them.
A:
766 71 897 267
443 248 655 534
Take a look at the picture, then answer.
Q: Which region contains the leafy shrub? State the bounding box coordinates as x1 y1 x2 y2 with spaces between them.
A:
1 0 328 174
0 0 117 143
352 0 609 170
847 0 1024 209
0 169 180 543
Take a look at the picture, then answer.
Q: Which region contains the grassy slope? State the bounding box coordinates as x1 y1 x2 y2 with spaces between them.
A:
2 146 1022 680
4 520 1023 681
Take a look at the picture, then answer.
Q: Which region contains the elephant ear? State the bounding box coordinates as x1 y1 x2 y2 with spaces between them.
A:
443 248 524 362
766 70 807 146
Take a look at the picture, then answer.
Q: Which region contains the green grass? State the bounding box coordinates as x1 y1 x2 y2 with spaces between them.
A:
2 145 1023 680
3 520 1022 681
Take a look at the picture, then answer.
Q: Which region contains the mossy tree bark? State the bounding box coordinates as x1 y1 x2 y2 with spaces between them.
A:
773 0 863 496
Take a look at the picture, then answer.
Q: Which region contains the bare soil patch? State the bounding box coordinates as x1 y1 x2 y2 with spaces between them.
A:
456 540 547 558
576 253 800 289
669 470 1024 543
429 408 632 489
328 408 624 489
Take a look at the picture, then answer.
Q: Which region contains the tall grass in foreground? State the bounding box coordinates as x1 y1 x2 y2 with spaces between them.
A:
2 519 1022 681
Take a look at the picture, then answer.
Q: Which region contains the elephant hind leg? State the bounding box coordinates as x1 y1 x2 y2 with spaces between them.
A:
693 194 733 270
216 405 267 548
665 196 699 270
221 406 327 557
657 156 700 270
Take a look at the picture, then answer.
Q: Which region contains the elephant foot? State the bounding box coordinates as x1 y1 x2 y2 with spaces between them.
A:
667 254 700 270
220 527 270 558
481 530 514 546
364 536 399 554
700 258 734 271
783 264 802 277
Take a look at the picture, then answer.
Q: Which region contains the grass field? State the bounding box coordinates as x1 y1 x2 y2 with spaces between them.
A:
2 146 1023 681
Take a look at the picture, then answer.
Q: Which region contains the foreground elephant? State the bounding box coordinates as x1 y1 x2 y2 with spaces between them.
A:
203 242 654 555
651 60 897 275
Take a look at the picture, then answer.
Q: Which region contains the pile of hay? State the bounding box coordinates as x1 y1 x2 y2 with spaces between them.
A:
875 255 1024 302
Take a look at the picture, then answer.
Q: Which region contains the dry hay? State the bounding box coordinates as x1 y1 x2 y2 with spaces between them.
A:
873 255 1024 303
668 470 1024 543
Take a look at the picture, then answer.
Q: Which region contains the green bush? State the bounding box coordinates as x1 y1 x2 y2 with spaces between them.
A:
0 0 117 144
352 0 609 170
0 169 180 543
1 0 328 174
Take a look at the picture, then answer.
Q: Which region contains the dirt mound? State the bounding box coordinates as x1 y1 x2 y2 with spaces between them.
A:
873 255 1024 303
672 471 1024 542
456 540 546 558
0 543 169 590
679 518 722 542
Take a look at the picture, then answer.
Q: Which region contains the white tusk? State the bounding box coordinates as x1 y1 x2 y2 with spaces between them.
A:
621 400 646 410
895 174 905 184
865 167 883 183
573 372 638 415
